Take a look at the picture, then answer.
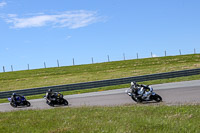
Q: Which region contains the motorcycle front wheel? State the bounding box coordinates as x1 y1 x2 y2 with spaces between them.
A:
131 95 142 103
10 102 17 108
49 102 54 107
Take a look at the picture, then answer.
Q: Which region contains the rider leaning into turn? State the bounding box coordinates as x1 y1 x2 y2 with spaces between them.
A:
46 89 53 102
130 81 140 93
130 81 153 99
140 84 153 99
11 93 22 104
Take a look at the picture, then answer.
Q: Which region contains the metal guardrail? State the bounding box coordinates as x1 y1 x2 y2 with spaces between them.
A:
0 68 200 99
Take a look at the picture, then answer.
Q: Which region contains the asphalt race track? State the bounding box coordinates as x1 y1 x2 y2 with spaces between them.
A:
0 80 200 112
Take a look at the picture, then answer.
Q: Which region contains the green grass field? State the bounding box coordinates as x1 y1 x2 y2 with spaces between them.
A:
1 54 200 132
0 105 199 133
1 74 200 104
0 54 200 104
0 54 200 92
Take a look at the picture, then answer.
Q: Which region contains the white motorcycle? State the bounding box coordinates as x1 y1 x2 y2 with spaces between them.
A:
126 82 162 103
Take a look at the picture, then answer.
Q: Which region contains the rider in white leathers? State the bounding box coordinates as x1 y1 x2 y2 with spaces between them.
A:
130 82 153 100
140 84 153 99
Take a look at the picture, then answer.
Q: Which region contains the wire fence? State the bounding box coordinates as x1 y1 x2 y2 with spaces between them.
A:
1 48 199 73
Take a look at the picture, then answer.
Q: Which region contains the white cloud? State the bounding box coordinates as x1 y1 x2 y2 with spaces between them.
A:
0 1 6 8
8 14 18 18
65 35 71 40
6 10 104 29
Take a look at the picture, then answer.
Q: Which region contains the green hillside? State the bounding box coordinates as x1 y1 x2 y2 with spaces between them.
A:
0 54 200 92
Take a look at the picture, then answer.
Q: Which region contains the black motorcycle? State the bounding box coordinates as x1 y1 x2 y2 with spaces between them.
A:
126 83 162 103
44 92 68 107
8 96 31 108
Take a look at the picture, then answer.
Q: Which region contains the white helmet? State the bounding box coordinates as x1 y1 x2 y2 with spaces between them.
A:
131 82 134 86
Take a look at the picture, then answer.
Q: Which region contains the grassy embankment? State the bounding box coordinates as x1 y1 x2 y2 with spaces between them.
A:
0 54 200 103
0 54 200 132
0 105 199 132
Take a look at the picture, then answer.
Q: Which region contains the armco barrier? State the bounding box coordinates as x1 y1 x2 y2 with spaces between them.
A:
0 68 200 99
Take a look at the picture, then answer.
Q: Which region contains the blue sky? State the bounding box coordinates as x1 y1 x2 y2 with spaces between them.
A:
0 0 200 72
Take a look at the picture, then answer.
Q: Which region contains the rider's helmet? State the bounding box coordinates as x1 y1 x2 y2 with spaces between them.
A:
12 93 16 96
131 81 137 86
131 82 134 86
48 89 52 93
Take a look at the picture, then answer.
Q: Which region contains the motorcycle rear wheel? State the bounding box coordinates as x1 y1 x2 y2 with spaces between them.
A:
63 99 68 106
153 94 162 102
26 101 31 107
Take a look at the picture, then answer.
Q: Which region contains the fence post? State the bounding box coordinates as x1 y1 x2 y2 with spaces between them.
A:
137 53 139 59
107 55 110 62
92 57 94 64
194 48 196 54
123 53 126 60
28 64 29 70
179 49 182 55
44 62 46 68
57 60 60 67
3 66 5 72
73 58 75 65
151 52 153 57
11 65 13 72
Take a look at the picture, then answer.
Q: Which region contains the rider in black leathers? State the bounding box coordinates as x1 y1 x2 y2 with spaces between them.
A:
11 93 22 104
46 89 53 102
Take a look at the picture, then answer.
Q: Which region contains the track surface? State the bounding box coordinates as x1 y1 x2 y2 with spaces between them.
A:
0 80 200 112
